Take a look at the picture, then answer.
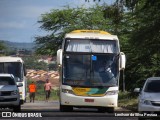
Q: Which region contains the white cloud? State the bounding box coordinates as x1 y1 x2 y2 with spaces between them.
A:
69 0 97 8
0 0 115 43
18 6 55 19
0 21 27 29
0 4 58 20
69 0 115 8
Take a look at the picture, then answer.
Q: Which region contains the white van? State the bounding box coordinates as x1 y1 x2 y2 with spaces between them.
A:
0 56 27 104
0 74 22 112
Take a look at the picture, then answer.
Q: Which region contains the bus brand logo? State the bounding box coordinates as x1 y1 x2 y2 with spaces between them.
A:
74 88 88 92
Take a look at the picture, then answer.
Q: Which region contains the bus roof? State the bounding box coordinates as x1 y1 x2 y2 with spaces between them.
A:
71 30 111 35
0 56 24 63
65 30 118 40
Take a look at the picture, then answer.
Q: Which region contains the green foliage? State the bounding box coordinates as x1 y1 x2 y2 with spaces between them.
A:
35 5 115 55
122 0 160 90
35 0 160 91
23 56 48 70
48 63 57 71
27 79 59 101
0 42 5 49
0 41 6 55
118 91 138 111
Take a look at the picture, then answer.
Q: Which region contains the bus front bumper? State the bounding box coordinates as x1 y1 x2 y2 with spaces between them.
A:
60 92 118 107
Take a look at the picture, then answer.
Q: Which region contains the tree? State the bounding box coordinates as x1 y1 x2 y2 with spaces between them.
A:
35 5 135 90
0 41 6 51
23 56 48 70
118 0 160 90
0 41 6 55
48 63 57 71
35 5 117 55
35 1 160 91
130 0 160 76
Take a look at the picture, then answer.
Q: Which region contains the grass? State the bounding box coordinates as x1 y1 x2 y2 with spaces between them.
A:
118 91 138 111
27 80 59 101
27 80 138 110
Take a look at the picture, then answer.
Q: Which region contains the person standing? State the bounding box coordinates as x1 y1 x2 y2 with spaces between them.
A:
44 79 52 102
28 81 36 103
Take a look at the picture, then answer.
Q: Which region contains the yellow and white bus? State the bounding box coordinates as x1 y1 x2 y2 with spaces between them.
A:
57 30 126 112
0 56 27 104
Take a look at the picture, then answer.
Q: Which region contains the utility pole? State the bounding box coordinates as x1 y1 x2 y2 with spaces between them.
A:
123 69 125 92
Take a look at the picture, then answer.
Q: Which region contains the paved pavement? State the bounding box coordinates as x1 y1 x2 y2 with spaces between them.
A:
2 100 158 120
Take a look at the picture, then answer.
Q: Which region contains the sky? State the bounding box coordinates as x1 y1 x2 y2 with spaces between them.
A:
0 0 114 43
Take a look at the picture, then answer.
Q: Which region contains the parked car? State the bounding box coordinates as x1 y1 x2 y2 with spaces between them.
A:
134 77 160 112
0 74 22 112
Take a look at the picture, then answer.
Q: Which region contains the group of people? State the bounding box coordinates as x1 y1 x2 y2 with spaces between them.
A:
28 79 52 103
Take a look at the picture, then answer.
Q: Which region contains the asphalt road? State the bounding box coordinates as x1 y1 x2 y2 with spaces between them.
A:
0 100 154 120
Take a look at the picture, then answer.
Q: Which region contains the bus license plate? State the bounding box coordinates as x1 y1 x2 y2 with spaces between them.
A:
85 99 94 102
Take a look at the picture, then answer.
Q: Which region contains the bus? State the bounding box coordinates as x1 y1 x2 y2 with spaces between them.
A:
57 30 126 112
0 56 27 104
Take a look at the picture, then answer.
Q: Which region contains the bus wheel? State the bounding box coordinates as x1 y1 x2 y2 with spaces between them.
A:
97 107 107 113
60 105 73 112
107 107 114 113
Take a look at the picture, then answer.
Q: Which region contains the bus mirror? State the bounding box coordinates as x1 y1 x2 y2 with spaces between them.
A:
57 49 62 65
120 52 126 70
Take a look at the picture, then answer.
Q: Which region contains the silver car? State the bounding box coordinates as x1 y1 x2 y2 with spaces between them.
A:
135 77 160 112
0 74 22 112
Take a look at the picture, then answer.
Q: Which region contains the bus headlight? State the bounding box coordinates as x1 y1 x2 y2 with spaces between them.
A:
62 89 74 94
11 90 18 95
105 90 118 95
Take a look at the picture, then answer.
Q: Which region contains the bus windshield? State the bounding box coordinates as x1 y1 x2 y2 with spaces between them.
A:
0 62 22 82
63 54 119 87
65 39 118 53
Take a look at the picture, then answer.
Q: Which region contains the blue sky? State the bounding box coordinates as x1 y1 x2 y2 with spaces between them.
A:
0 0 114 43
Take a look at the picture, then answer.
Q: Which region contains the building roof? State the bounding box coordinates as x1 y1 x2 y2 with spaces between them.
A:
0 56 23 63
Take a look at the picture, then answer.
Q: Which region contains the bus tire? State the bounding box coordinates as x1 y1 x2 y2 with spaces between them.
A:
60 105 73 112
13 104 21 112
98 107 107 113
107 107 114 113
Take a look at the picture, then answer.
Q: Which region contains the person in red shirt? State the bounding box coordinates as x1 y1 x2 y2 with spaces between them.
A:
28 81 36 103
44 79 52 102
